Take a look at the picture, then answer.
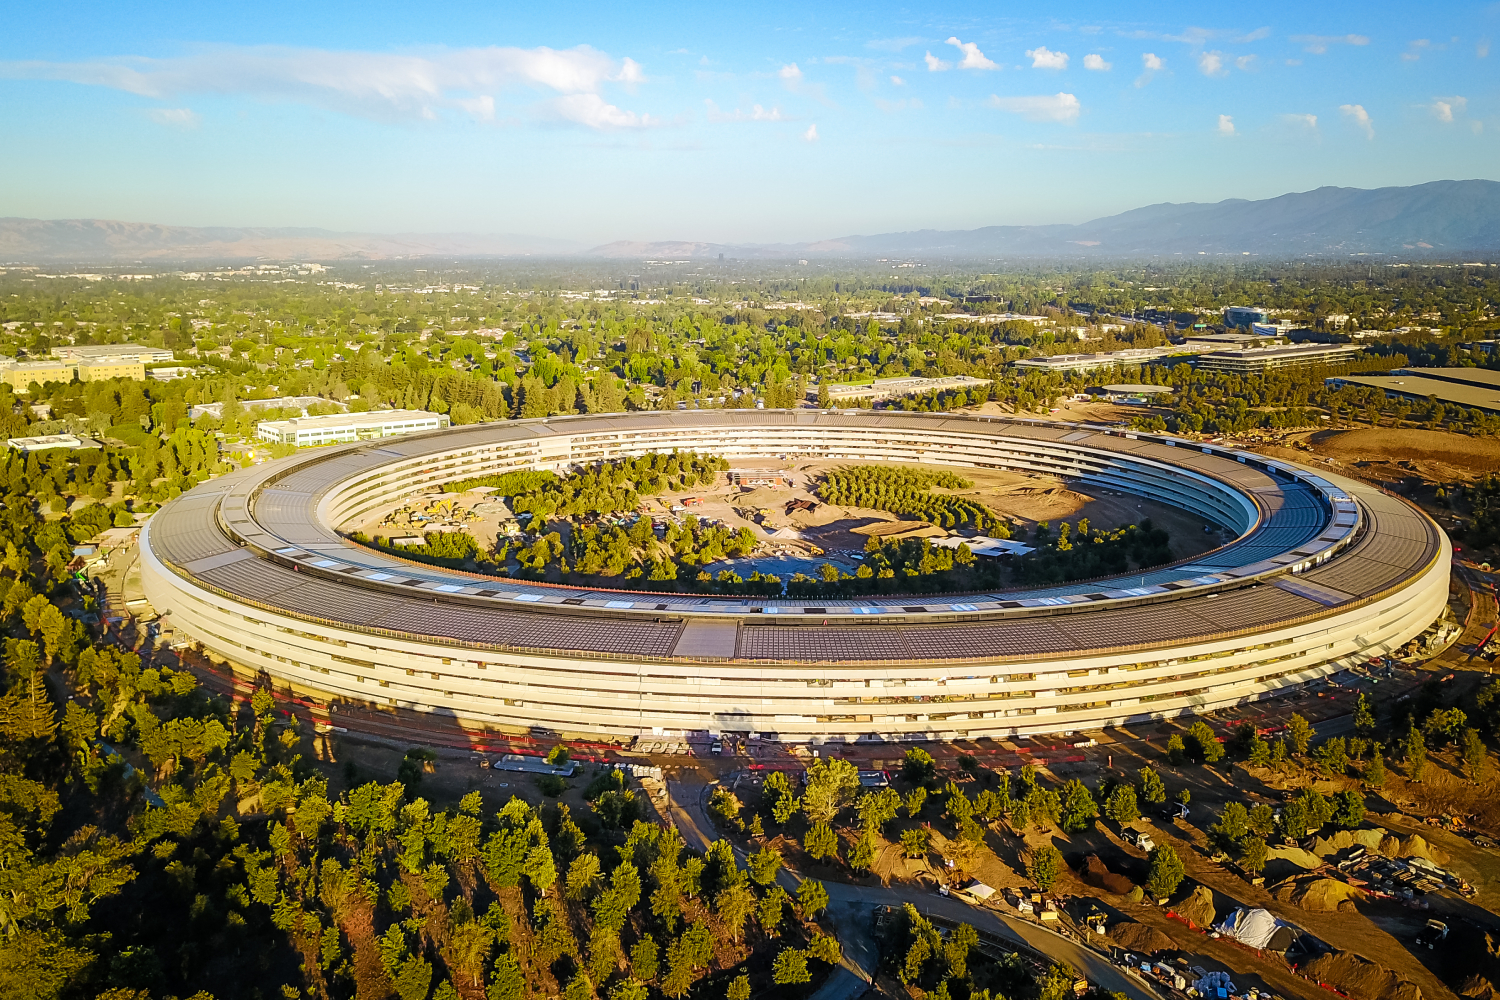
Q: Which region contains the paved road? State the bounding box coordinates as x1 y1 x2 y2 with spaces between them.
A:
669 774 1159 1000
813 882 1161 1000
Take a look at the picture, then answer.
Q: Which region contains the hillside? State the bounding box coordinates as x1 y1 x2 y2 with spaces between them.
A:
5 179 1498 262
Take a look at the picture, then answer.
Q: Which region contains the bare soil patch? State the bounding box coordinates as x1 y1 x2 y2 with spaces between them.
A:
1253 427 1500 486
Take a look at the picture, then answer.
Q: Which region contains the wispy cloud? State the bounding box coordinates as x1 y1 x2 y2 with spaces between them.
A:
802 123 818 141
149 107 200 128
1283 113 1319 131
703 99 785 122
1135 52 1163 87
1198 51 1227 76
1083 53 1111 71
1026 46 1069 70
1479 39 1491 58
986 92 1080 122
924 51 952 72
874 97 922 113
1402 39 1431 61
1339 103 1374 139
866 36 923 53
0 43 648 127
1429 96 1467 122
890 75 905 86
1290 33 1370 54
1217 114 1235 135
947 37 999 70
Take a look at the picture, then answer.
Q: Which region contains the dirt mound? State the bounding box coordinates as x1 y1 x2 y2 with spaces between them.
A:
1312 829 1390 857
1292 878 1365 913
850 519 942 538
1174 885 1216 928
1301 951 1424 1000
1109 921 1175 955
1460 976 1497 1000
1268 845 1323 869
1076 854 1134 895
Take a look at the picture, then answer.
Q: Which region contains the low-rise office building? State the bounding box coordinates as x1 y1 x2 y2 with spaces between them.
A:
256 409 450 447
192 396 349 422
816 374 992 402
1195 343 1362 374
77 360 146 382
0 360 77 390
1326 367 1500 415
1013 347 1175 374
51 344 175 365
6 433 101 453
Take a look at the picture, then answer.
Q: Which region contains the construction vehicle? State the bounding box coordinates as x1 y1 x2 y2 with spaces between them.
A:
1415 920 1449 949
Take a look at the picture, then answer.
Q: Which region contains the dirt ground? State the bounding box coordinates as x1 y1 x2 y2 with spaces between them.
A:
1249 427 1500 488
687 462 1224 564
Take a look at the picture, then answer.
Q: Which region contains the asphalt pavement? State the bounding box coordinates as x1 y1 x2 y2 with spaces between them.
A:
669 774 1160 1000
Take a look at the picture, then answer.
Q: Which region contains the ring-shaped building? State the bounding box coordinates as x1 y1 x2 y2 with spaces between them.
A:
141 410 1450 742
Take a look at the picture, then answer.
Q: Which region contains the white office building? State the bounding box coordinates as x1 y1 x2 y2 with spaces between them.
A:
256 409 451 447
51 344 175 365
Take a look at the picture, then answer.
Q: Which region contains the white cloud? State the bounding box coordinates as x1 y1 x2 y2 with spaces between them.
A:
549 93 651 128
986 92 1080 122
453 95 495 121
890 74 905 85
924 51 952 72
1429 96 1467 122
1083 53 1111 71
1284 113 1318 130
1236 54 1258 70
0 43 646 127
616 57 645 85
1026 46 1069 70
1198 51 1226 76
1290 34 1370 54
1339 103 1374 139
946 37 999 70
803 123 818 141
1402 39 1431 61
1135 52 1163 87
1217 114 1235 135
779 62 803 83
1479 39 1490 58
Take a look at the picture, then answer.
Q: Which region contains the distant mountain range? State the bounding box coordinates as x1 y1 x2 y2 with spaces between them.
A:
584 180 1500 259
4 180 1499 263
0 218 584 263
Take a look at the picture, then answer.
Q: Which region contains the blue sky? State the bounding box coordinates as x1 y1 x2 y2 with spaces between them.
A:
1 1 1496 245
